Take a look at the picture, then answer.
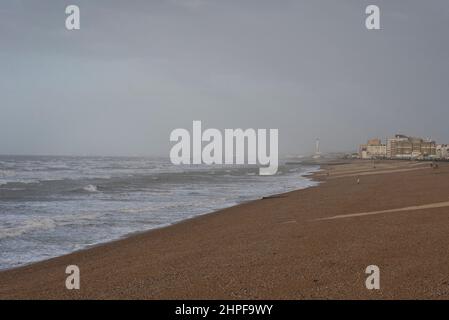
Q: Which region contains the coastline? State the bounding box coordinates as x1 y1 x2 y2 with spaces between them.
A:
0 164 320 273
2 160 449 299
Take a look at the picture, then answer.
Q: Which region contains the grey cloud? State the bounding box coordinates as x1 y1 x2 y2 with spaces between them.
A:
1 0 449 156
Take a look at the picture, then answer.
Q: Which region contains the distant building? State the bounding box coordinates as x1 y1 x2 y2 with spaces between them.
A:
359 138 387 159
436 144 449 159
367 138 381 146
386 134 436 159
312 138 321 159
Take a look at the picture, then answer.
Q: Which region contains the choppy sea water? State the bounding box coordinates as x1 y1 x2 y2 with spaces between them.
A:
0 156 318 270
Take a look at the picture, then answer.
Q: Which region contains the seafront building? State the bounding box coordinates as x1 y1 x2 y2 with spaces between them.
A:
359 138 387 159
436 144 449 159
359 134 440 160
386 135 436 159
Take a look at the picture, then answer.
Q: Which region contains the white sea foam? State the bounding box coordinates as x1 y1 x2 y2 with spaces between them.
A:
120 207 153 213
0 218 56 240
82 184 98 192
0 170 16 178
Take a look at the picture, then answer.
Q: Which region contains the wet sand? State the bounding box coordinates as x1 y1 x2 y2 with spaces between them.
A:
1 160 449 299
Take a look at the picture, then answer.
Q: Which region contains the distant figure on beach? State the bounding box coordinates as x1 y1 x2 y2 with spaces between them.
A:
357 178 360 184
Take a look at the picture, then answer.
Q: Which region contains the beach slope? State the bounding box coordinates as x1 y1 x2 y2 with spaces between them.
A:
1 160 449 299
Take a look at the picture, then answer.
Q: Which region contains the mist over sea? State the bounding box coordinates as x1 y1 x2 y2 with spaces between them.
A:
0 156 318 270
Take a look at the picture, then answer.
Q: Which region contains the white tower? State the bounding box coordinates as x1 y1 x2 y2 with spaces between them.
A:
313 138 321 159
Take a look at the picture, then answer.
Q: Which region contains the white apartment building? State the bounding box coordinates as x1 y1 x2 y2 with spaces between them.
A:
359 139 387 159
436 144 449 159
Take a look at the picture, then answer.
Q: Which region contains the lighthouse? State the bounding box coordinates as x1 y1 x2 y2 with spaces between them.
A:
313 138 321 159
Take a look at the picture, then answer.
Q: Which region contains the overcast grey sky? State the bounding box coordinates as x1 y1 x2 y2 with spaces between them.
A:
1 0 448 156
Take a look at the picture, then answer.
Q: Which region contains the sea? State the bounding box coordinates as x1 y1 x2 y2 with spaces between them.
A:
0 155 318 270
